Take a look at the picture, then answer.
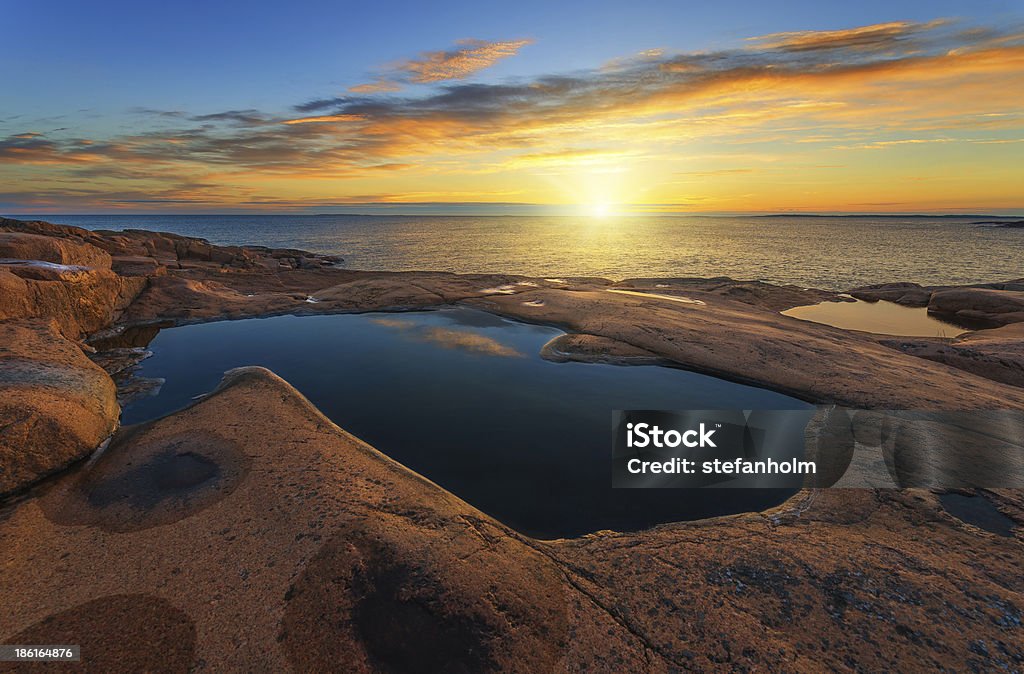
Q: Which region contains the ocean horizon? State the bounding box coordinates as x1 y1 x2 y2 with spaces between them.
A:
15 212 1023 291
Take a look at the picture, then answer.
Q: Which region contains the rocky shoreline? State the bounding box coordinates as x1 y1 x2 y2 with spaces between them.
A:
1 217 1022 671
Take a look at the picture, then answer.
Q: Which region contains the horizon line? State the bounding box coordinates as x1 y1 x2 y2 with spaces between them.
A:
4 210 1023 219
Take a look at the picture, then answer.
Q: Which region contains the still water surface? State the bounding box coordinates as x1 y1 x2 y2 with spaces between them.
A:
123 307 810 538
48 213 1024 291
783 299 970 337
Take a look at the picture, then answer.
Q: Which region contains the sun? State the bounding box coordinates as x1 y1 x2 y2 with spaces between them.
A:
588 202 612 218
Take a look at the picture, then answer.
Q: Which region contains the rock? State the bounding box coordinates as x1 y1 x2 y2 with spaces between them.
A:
850 279 1024 312
973 219 1024 228
0 259 94 282
0 266 147 339
851 410 893 447
849 282 931 306
86 322 167 351
112 375 164 407
928 288 1024 326
89 346 153 378
5 219 1024 411
0 231 111 269
881 322 1024 388
0 320 119 497
470 288 1024 409
616 277 841 311
91 228 258 269
0 368 574 671
0 217 97 240
540 333 666 365
3 594 197 672
0 368 1020 671
296 256 326 269
110 255 165 277
270 248 316 259
118 275 303 324
88 346 165 406
2 217 1024 670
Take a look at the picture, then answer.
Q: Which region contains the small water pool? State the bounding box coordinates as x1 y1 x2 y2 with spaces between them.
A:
939 493 1015 537
121 307 811 539
782 299 969 337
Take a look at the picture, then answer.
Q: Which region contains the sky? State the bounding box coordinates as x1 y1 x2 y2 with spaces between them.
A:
2 0 1023 215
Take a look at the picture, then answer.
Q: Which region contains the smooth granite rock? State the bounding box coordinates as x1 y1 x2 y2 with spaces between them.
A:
0 231 112 270
0 320 119 496
1 217 1023 672
881 322 1024 389
0 368 1019 672
929 288 1024 326
0 265 146 339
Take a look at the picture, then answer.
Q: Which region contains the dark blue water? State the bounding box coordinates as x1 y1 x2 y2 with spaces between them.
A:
939 493 1015 537
122 307 811 538
37 213 1024 290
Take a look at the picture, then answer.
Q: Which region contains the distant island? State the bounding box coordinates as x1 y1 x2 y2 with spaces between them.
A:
973 220 1024 228
757 213 1024 219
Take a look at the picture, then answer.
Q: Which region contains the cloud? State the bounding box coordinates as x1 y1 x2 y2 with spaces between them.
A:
129 107 186 118
345 38 532 94
3 20 1024 210
281 114 366 125
749 20 949 52
398 38 533 83
369 317 523 357
190 109 272 126
348 79 403 94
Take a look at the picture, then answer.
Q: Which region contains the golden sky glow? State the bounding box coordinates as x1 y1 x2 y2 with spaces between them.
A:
1 20 1023 213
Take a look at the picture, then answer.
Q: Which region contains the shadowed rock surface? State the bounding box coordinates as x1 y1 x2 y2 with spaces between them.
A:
882 323 1024 389
0 594 196 674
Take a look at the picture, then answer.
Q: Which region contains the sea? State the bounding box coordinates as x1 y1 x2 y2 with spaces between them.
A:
19 213 1024 291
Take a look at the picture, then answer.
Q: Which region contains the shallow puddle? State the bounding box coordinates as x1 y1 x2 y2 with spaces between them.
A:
120 307 811 538
782 299 969 337
939 493 1015 537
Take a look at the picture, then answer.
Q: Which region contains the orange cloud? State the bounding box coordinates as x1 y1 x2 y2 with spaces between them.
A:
750 20 949 51
348 79 402 94
282 114 365 125
399 38 532 83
